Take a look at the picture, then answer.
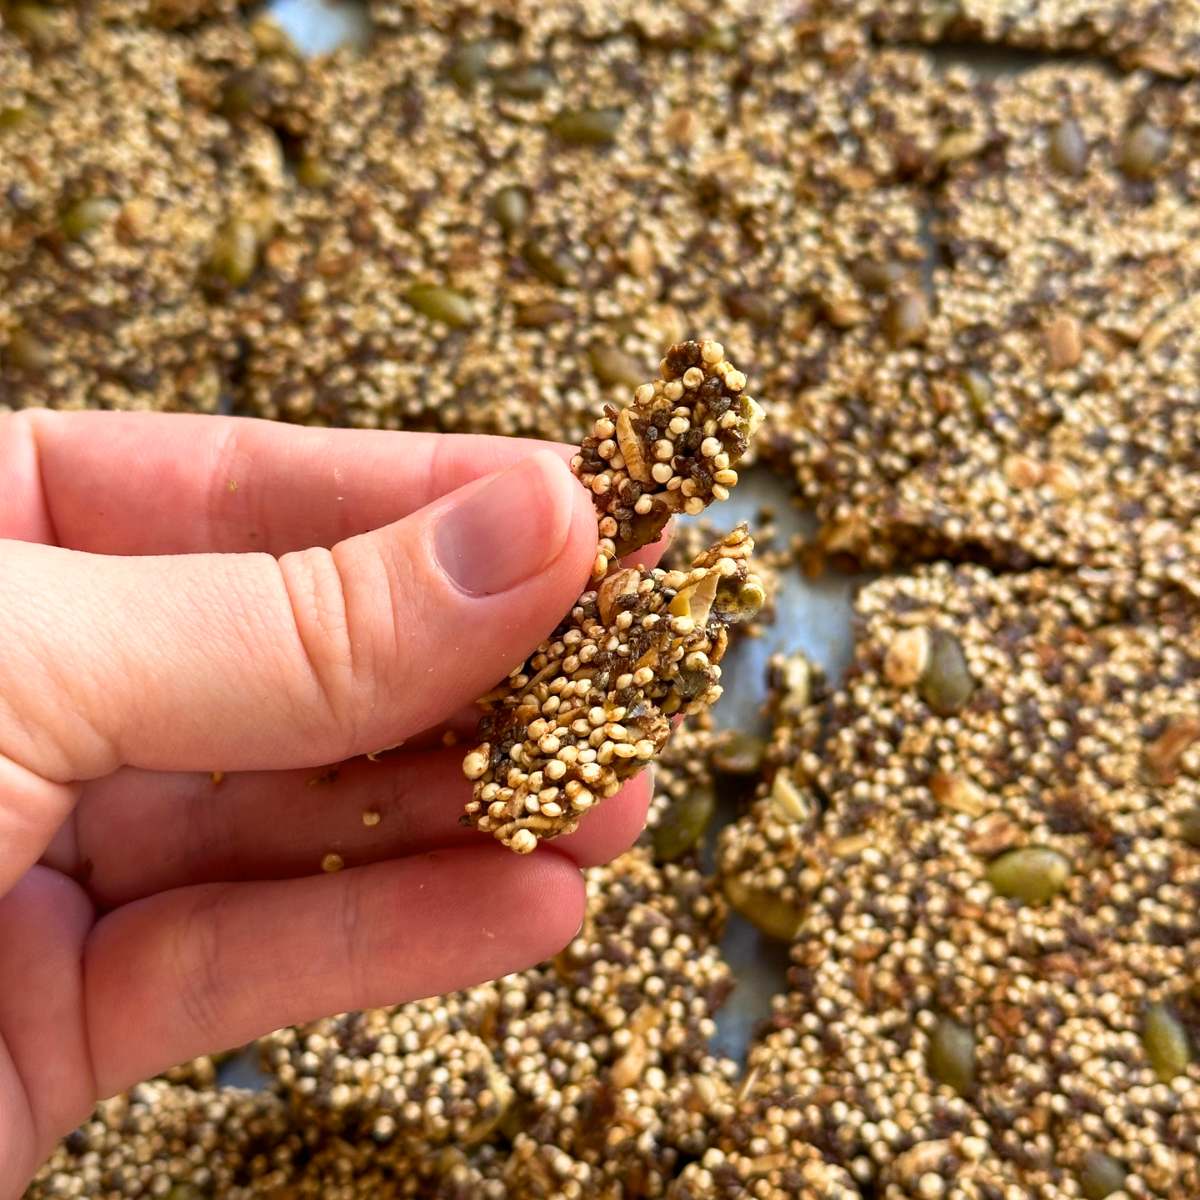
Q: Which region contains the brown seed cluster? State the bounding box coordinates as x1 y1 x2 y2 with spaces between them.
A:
464 526 764 852
710 560 1200 1195
28 1081 310 1199
572 339 764 577
718 653 831 941
0 20 292 414
777 63 1200 575
251 847 737 1198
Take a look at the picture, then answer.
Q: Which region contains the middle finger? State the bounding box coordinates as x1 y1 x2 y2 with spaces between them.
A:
53 753 651 907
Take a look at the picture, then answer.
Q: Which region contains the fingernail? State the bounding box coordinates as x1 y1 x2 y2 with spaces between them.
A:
435 454 570 596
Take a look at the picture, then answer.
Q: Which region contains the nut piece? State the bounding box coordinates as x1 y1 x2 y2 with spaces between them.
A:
463 528 763 853
1045 313 1083 370
573 339 765 577
884 626 931 687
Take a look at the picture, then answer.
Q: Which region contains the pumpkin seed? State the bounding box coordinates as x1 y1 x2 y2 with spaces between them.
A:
651 788 715 863
207 218 259 287
927 1016 974 1094
550 107 623 146
1119 122 1169 179
514 301 572 328
1142 1003 1191 1082
520 239 574 286
589 344 644 389
1180 806 1200 847
883 289 929 348
1078 1152 1127 1200
918 629 974 715
490 186 530 236
447 41 494 90
5 327 52 372
404 285 475 328
962 367 993 413
711 731 765 776
493 65 553 100
60 197 118 241
724 877 804 941
296 155 332 189
987 846 1071 905
1048 118 1087 175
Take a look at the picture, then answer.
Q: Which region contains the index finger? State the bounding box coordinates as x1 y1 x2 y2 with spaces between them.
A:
1 410 575 555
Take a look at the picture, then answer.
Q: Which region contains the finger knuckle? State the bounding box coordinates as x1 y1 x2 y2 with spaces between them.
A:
277 547 359 747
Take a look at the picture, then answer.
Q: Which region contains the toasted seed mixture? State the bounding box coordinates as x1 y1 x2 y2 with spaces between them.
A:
717 652 832 940
254 847 738 1198
780 65 1200 573
641 714 720 864
0 22 288 413
818 0 1200 76
665 1131 861 1199
573 339 764 576
27 1081 312 1199
464 527 764 851
706 560 1200 1195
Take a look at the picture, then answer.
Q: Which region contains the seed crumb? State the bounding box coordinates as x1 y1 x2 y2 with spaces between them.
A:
321 853 344 873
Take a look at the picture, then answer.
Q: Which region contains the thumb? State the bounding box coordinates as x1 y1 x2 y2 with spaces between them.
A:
0 449 596 788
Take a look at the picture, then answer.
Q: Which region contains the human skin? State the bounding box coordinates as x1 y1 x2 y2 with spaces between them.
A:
0 411 659 1198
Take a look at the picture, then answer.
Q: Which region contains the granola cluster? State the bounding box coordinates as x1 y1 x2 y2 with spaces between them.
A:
464 526 764 852
572 339 764 577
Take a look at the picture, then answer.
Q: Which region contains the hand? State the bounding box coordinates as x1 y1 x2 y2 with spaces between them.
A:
0 410 655 1197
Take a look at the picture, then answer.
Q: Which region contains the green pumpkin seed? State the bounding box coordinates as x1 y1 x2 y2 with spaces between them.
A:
651 788 715 863
918 629 974 715
883 290 930 348
962 367 993 413
219 70 265 119
207 218 259 287
5 327 52 372
493 65 553 100
447 41 494 90
724 289 774 327
927 1016 975 1094
296 155 332 189
0 104 34 132
550 107 623 146
589 343 644 389
1142 1003 1191 1082
60 197 118 241
490 186 530 236
723 877 804 941
694 26 738 52
853 257 906 294
711 731 765 776
404 285 475 329
987 846 1071 905
520 239 574 287
7 2 62 46
1180 806 1200 847
1048 118 1087 176
1119 122 1169 180
514 301 572 328
1078 1151 1127 1200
